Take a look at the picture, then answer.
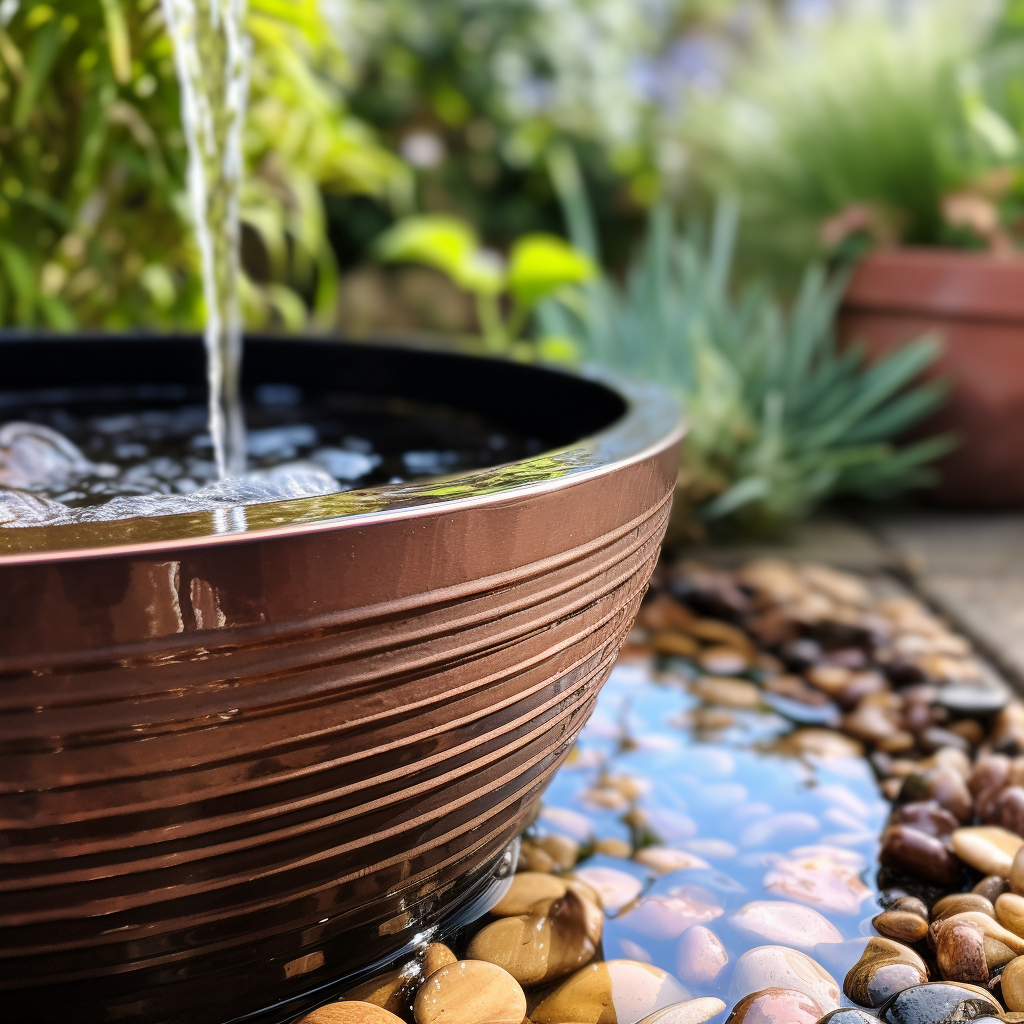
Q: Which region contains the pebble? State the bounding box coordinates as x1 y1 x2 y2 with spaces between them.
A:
571 867 643 913
879 825 962 885
843 937 928 1008
531 960 691 1024
998 892 1024 938
816 1010 880 1024
1003 956 1024 1011
728 900 842 951
762 854 871 914
343 969 411 1013
653 632 701 658
728 945 840 1012
699 644 749 674
934 911 1024 954
491 873 567 916
932 893 994 921
618 893 723 941
877 982 1001 1024
519 841 557 873
936 920 988 984
975 875 1010 902
891 801 959 837
873 910 929 944
413 961 526 1024
937 684 1009 718
421 944 457 978
983 934 1016 969
1010 848 1024 898
723 987 822 1024
675 926 728 987
467 889 601 985
779 728 864 759
596 838 634 859
538 833 583 870
691 677 761 709
635 998 727 1024
635 848 711 875
298 1005 406 1024
951 826 1024 877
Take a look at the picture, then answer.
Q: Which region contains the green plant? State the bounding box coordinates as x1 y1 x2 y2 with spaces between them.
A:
537 173 955 533
682 0 1023 271
0 0 405 329
375 213 594 353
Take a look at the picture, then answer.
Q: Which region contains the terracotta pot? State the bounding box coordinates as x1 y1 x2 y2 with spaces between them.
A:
0 335 682 1024
840 247 1024 506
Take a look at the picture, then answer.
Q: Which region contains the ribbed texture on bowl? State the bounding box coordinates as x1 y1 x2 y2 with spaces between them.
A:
0 438 676 1023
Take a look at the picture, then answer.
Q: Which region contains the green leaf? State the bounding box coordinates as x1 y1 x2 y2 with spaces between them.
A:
99 0 130 84
507 233 594 309
376 215 505 296
14 19 64 129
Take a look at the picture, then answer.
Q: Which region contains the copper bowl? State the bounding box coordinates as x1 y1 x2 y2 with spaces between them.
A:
0 335 682 1024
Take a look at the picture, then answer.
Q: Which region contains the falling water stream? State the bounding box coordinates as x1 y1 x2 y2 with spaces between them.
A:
161 0 251 478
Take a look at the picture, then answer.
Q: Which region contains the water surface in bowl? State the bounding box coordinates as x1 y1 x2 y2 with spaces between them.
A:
0 384 544 524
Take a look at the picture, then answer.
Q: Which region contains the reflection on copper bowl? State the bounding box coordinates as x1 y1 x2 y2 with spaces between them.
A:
0 335 682 1024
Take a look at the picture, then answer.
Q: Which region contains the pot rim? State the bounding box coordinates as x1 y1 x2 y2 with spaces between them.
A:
0 336 684 564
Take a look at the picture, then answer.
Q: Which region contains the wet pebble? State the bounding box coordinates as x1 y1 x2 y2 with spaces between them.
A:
1003 955 1024 1011
421 944 457 978
619 893 723 941
728 945 840 1012
738 812 819 849
531 959 691 1024
951 826 1024 877
491 872 567 917
538 833 583 870
843 937 928 1008
935 920 988 984
728 900 842 951
997 892 1024 938
634 847 711 875
879 825 962 885
596 837 634 859
343 968 412 1013
635 998 727 1024
571 866 643 913
466 888 601 985
779 728 865 759
816 1010 880 1024
762 853 871 915
413 961 526 1024
1006 786 1024 834
298 1004 406 1024
723 987 822 1024
873 909 929 944
675 926 728 987
932 893 994 921
932 911 1024 954
692 677 761 709
876 981 1001 1024
890 801 959 837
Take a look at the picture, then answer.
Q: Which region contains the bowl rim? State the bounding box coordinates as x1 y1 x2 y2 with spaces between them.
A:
0 336 683 564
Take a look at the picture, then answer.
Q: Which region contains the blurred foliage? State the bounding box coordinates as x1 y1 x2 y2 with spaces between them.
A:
536 162 954 534
680 0 1024 275
0 0 406 330
331 0 748 268
376 213 594 353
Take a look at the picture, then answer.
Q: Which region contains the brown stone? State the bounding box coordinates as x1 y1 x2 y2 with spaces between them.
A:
952 826 1024 876
595 837 634 859
1004 956 1024 1011
974 875 1010 903
413 961 526 1024
723 988 821 1024
932 893 995 921
843 937 928 1008
492 873 568 917
890 801 959 837
873 910 929 943
652 632 701 658
422 944 457 978
879 825 962 885
691 677 761 709
344 969 413 1014
298 1003 407 1024
936 920 988 984
1001 788 1024 837
531 959 691 1024
983 934 1017 969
